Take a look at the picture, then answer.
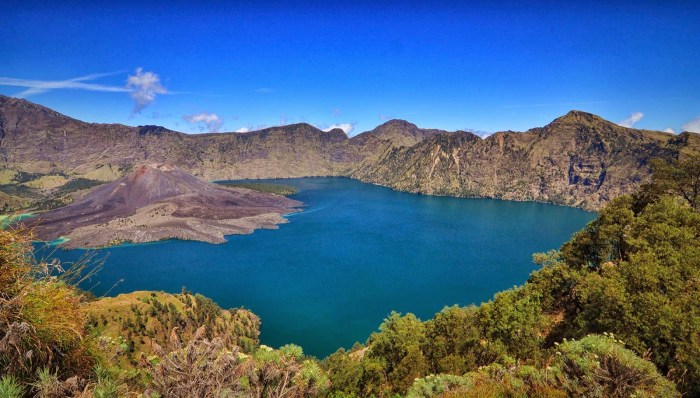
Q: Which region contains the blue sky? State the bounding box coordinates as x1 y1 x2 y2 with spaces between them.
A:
1 0 699 136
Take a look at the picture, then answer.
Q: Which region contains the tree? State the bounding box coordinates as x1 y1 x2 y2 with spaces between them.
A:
367 312 428 395
643 155 700 210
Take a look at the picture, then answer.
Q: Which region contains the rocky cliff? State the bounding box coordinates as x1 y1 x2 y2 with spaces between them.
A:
352 111 699 209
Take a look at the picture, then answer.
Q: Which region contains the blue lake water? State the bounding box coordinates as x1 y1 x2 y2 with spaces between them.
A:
37 178 595 357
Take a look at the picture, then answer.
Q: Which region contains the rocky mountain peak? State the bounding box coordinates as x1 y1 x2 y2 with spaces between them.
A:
0 95 76 125
137 125 177 136
350 119 444 148
552 110 610 127
375 119 419 130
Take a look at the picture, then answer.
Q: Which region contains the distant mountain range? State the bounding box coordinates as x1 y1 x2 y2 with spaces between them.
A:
1 95 698 210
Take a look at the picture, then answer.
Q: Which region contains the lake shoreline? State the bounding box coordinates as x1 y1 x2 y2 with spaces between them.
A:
37 177 595 357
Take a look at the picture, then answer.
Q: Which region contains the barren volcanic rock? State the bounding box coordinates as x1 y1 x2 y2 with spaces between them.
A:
31 163 301 248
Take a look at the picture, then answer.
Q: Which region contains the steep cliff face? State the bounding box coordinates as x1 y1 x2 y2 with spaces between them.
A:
2 95 699 210
348 119 450 178
351 111 696 210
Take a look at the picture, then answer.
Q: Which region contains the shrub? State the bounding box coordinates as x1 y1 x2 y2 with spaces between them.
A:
554 334 679 398
142 326 248 398
250 344 329 398
406 374 471 398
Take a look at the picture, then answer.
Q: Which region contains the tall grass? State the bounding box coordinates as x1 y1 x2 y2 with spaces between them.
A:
0 225 102 383
0 375 25 398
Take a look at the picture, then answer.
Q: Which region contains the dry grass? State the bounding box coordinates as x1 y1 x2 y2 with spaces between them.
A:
78 164 123 182
0 169 19 185
0 226 101 380
21 175 69 190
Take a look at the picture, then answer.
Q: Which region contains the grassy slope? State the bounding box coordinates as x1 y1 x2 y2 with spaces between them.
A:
83 290 260 367
0 169 104 211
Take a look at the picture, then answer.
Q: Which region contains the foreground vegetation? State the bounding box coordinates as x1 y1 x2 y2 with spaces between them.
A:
1 156 698 397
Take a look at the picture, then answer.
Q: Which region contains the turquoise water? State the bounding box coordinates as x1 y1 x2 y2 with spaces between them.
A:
1 212 34 229
36 178 595 357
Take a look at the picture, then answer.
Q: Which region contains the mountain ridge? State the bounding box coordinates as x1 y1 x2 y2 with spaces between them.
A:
1 95 698 210
351 109 694 209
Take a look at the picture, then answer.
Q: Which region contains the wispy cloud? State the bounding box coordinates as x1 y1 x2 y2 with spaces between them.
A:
663 127 676 134
332 108 342 117
255 87 274 94
127 68 167 114
235 127 251 133
379 113 392 121
0 68 168 114
682 117 700 133
323 123 354 134
183 112 223 132
618 112 644 128
0 72 129 98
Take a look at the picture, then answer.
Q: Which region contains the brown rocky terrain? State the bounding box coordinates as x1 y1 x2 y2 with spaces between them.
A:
0 95 356 180
2 95 699 211
30 163 301 248
352 111 699 209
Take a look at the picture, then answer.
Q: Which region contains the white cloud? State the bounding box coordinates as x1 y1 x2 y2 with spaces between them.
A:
323 123 354 134
255 88 274 94
0 72 128 98
663 127 676 134
379 114 391 121
617 112 644 128
683 117 700 133
465 128 492 138
183 112 223 132
235 124 270 133
333 108 342 117
126 68 167 114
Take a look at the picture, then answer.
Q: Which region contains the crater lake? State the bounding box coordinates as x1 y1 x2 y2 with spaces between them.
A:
37 177 595 357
